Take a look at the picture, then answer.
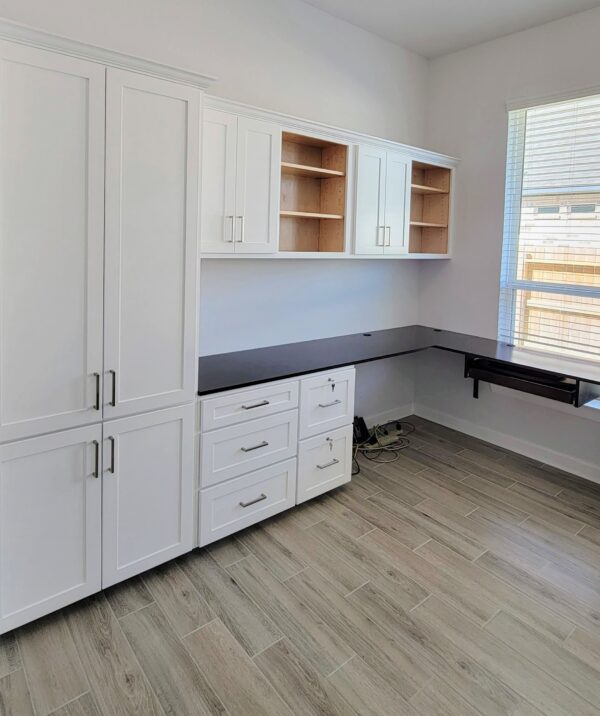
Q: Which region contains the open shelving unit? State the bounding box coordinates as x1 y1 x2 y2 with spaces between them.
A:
279 132 348 252
409 161 451 254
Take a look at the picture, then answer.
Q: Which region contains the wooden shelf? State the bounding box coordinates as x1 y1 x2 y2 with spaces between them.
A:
281 162 345 178
411 183 448 195
281 210 344 220
410 221 447 228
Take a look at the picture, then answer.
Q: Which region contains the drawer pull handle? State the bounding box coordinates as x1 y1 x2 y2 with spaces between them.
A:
317 458 340 470
241 400 270 410
93 372 101 410
318 399 342 408
241 440 269 453
240 493 267 508
92 440 100 478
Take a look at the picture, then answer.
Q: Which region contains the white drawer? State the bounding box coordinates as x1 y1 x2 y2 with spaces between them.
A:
297 425 352 504
200 380 299 431
299 368 355 439
199 410 298 488
199 459 296 546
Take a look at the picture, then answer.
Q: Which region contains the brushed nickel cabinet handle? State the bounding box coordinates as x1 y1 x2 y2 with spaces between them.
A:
318 399 342 408
317 458 340 470
225 215 235 242
241 440 269 453
109 370 117 407
385 226 391 246
241 400 270 410
108 436 116 474
93 372 101 411
239 493 267 508
92 440 100 478
237 215 245 243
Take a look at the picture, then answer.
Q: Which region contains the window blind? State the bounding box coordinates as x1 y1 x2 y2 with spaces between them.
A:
499 94 600 362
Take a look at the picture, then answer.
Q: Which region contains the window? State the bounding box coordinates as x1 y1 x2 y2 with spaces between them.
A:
499 93 600 362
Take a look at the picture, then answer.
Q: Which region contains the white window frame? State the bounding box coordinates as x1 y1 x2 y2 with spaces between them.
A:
498 100 600 361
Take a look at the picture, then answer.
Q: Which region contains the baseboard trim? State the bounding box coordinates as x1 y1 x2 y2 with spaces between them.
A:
363 403 415 428
414 403 600 486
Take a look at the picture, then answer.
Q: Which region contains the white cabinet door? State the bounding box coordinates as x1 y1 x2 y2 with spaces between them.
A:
383 151 409 255
297 425 352 504
0 43 105 442
104 70 200 419
0 425 102 634
354 145 386 255
235 117 280 253
299 368 355 439
200 109 237 253
102 404 194 588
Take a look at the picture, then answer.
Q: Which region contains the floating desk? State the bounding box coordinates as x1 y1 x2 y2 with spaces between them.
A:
198 325 600 408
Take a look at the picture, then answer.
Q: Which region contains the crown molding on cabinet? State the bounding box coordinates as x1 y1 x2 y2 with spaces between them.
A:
0 17 216 89
204 95 459 168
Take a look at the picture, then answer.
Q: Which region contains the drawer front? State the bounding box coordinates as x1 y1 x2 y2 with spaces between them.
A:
201 380 299 431
299 368 355 439
297 425 352 504
200 410 298 487
199 459 296 546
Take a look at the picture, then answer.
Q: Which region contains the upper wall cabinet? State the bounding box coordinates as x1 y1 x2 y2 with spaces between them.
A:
279 132 350 253
0 43 106 442
104 70 200 419
354 146 410 255
201 109 281 254
408 161 452 255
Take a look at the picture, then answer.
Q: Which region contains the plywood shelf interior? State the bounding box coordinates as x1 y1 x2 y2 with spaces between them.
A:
281 210 344 219
281 162 345 178
411 183 448 195
409 161 451 255
280 131 348 252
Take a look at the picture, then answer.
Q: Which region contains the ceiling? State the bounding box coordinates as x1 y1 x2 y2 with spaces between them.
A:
300 0 600 57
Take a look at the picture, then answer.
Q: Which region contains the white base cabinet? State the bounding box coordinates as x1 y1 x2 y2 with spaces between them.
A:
197 368 355 547
102 404 195 588
297 425 352 504
0 425 102 634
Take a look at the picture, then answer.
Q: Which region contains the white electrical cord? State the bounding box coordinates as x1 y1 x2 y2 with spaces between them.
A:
352 420 415 475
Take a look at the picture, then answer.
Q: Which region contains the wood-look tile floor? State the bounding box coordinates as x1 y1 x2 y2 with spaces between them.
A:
3 416 600 715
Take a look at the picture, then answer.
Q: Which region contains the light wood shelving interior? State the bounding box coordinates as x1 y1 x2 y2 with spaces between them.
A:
280 132 347 252
409 162 451 254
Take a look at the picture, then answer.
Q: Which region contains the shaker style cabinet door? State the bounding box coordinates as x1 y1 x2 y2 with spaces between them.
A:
200 109 238 253
102 404 194 588
0 42 105 442
354 145 386 255
104 69 200 419
383 150 409 254
0 425 102 634
234 117 281 253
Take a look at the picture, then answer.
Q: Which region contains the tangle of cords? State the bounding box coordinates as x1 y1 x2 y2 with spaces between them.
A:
352 419 415 476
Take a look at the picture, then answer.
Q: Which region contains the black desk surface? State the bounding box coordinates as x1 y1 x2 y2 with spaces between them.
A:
197 325 600 396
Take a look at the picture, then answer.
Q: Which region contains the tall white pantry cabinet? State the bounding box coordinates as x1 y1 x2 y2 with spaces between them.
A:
0 38 208 633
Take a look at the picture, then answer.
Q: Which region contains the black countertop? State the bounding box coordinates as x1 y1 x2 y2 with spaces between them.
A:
197 325 600 396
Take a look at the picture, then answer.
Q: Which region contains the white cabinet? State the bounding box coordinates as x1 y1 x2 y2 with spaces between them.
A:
0 43 106 442
354 145 410 256
0 426 102 634
200 410 298 487
199 459 296 546
297 425 352 504
299 368 355 439
104 69 200 419
201 110 280 254
102 404 194 588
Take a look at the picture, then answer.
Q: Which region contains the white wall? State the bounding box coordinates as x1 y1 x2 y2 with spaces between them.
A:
0 0 426 415
418 7 600 478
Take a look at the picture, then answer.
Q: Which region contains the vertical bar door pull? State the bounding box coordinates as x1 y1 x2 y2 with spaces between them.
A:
93 372 101 410
108 436 116 474
109 370 117 407
92 440 100 478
